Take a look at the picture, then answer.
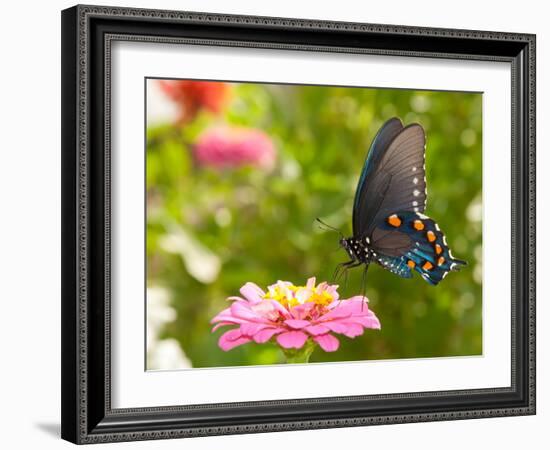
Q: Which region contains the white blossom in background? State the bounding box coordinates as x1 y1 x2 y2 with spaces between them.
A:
159 226 221 284
466 195 483 223
147 286 192 370
148 338 191 370
146 80 179 125
466 195 483 285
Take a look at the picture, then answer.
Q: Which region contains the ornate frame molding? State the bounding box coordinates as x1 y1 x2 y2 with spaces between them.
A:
61 4 536 444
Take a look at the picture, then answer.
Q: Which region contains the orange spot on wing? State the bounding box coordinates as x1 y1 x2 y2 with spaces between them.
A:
407 260 416 269
422 261 433 270
413 220 425 231
426 230 436 242
435 244 443 255
437 256 445 266
387 214 402 227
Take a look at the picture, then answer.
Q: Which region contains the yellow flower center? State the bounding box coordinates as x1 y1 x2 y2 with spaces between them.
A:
263 283 334 308
308 290 334 306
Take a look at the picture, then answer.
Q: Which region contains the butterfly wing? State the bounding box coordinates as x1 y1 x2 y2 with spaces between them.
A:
370 211 466 285
353 118 427 238
375 254 414 278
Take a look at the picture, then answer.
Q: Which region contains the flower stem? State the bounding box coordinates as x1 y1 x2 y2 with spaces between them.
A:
282 340 316 364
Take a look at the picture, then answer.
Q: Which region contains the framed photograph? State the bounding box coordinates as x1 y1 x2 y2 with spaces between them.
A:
61 4 536 444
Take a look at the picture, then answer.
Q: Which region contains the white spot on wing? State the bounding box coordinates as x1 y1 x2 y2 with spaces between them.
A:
413 190 420 197
413 177 419 184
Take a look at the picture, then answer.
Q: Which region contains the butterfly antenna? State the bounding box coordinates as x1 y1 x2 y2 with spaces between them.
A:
316 218 344 239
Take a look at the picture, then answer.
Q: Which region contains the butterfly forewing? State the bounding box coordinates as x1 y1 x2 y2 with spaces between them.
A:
352 118 404 235
353 121 427 238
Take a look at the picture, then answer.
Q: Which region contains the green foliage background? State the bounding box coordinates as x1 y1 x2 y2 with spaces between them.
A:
146 81 482 368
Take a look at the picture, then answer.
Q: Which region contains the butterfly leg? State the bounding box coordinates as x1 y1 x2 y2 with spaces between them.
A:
342 264 350 291
332 260 362 310
332 261 350 282
332 260 361 283
360 263 370 310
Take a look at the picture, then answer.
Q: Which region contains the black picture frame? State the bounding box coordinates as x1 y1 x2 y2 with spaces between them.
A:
61 4 536 444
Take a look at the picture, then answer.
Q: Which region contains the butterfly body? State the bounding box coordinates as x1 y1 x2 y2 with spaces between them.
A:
336 117 466 286
340 236 375 265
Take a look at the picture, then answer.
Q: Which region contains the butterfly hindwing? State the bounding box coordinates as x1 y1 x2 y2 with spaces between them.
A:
375 255 413 279
371 211 466 285
353 118 427 239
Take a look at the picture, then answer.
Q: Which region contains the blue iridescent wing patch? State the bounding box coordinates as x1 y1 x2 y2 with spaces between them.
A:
375 255 413 279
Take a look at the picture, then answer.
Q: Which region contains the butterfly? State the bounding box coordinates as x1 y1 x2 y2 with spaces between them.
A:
325 117 466 287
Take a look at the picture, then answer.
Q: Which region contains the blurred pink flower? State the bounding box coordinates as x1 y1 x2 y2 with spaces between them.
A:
211 278 380 353
158 80 231 122
194 127 276 170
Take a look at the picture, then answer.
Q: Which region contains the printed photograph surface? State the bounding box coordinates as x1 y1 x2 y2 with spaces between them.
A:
145 79 482 369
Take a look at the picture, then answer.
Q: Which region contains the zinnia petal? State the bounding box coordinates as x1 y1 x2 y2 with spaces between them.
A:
239 282 265 304
347 314 381 330
252 327 284 343
230 302 269 323
268 299 291 318
325 285 340 302
290 303 314 320
211 321 234 332
318 304 354 321
218 329 252 351
276 331 308 349
314 334 340 352
210 306 250 325
305 324 331 335
341 296 370 309
323 321 350 334
284 319 311 329
341 322 365 337
221 328 242 341
250 301 280 321
295 287 313 304
240 322 272 336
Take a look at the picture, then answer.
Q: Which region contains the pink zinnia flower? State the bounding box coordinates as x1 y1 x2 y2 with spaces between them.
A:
158 80 231 122
194 127 276 170
211 278 380 353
